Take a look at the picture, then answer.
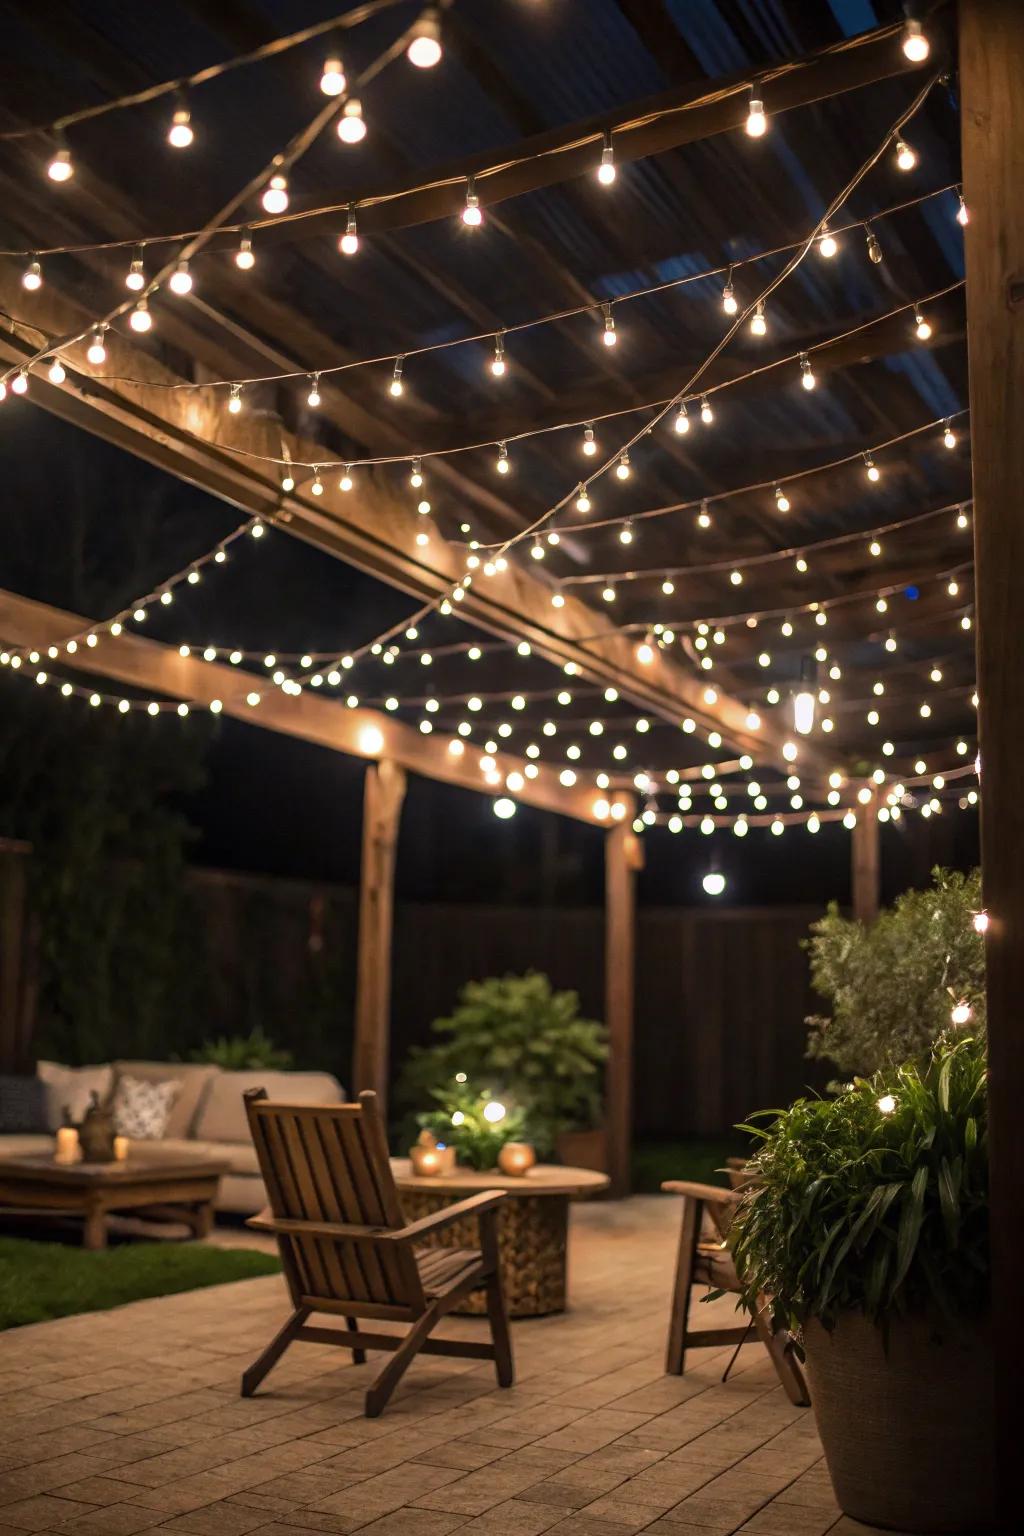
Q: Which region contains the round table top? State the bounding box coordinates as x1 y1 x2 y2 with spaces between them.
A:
390 1158 608 1197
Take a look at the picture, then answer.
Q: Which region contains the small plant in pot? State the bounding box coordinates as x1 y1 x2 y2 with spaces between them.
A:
730 1033 992 1533
417 1081 527 1171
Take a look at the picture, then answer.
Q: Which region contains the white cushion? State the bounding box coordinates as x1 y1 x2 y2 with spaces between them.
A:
36 1062 113 1132
193 1070 344 1144
112 1075 181 1140
112 1061 220 1138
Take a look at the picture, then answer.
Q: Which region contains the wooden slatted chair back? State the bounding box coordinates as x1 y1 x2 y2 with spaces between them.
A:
244 1088 424 1317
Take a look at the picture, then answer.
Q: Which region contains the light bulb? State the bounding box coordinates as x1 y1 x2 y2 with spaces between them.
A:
700 395 713 424
943 422 957 449
973 911 989 935
339 211 359 255
462 183 482 226
602 584 616 602
47 144 73 182
616 452 630 480
10 370 28 395
749 301 767 336
636 640 654 664
340 467 354 492
602 307 617 346
390 358 404 396
902 19 930 62
496 444 509 474
793 689 815 735
126 254 146 289
47 358 66 384
722 279 737 315
235 233 255 270
865 226 883 264
169 260 193 295
674 403 689 433
129 299 152 332
168 107 193 148
818 222 838 258
576 486 591 513
86 330 107 366
746 95 767 137
702 871 726 896
864 454 880 482
281 471 295 492
597 133 616 185
800 355 816 390
951 1000 972 1027
491 335 505 376
483 1098 507 1121
407 6 443 68
914 310 932 340
619 520 633 544
582 424 597 456
22 259 42 291
337 99 366 143
775 485 790 512
306 375 321 408
410 459 424 488
895 137 917 172
869 540 882 557
262 174 289 214
697 500 711 528
530 536 544 560
957 194 969 227
320 55 346 95
228 384 242 414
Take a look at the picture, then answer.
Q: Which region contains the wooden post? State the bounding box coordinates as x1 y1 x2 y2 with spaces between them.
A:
960 4 1024 1520
353 760 406 1108
851 798 880 924
605 819 643 1198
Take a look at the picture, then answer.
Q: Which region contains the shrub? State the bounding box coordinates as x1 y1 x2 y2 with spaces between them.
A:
805 867 985 1078
397 972 607 1155
418 1082 527 1171
188 1025 293 1070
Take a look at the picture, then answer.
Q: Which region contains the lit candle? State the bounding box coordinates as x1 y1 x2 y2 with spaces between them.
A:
410 1145 442 1177
54 1127 80 1164
113 1136 129 1162
498 1142 536 1177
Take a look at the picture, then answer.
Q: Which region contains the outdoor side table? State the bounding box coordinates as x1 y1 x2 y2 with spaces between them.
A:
391 1159 609 1317
0 1153 228 1250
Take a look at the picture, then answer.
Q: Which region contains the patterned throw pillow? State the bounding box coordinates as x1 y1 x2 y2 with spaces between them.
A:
112 1075 181 1140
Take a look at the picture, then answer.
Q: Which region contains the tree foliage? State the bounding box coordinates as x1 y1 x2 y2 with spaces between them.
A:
730 1032 989 1334
397 972 607 1155
805 867 986 1078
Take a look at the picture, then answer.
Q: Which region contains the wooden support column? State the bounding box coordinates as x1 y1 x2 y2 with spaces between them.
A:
851 797 880 924
960 4 1024 1521
605 820 643 1198
353 760 406 1109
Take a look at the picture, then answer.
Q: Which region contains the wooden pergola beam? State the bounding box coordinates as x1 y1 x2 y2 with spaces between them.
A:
0 586 602 823
353 759 407 1108
605 817 643 1197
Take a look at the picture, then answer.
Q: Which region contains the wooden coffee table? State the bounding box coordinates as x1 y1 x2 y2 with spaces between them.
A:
391 1160 609 1317
0 1154 228 1249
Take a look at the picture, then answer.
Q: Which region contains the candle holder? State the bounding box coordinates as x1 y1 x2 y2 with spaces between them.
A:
409 1128 445 1177
498 1141 537 1177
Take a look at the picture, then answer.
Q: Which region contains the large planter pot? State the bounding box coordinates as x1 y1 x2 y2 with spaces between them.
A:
803 1310 994 1532
555 1127 607 1174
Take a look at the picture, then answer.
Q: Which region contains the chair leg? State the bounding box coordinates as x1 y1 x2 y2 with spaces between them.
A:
364 1306 441 1418
750 1295 810 1407
347 1316 366 1365
666 1197 701 1375
484 1270 514 1388
241 1305 310 1397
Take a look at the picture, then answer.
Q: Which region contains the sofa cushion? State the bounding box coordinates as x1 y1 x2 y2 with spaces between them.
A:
0 1076 49 1133
36 1062 114 1132
193 1070 344 1144
128 1137 261 1177
112 1075 181 1140
112 1061 220 1139
0 1133 54 1157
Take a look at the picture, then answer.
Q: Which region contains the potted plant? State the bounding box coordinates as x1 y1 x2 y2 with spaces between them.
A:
398 972 607 1163
417 1081 527 1171
730 1033 992 1533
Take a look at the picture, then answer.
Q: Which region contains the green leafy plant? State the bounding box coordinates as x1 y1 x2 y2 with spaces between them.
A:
729 1033 989 1336
805 867 986 1078
397 972 607 1155
418 1081 527 1170
188 1025 293 1071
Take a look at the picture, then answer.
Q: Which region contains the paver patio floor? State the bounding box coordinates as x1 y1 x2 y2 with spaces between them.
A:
0 1197 907 1535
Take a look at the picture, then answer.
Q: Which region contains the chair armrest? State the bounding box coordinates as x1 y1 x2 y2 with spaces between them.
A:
394 1190 506 1243
661 1179 742 1205
246 1212 390 1241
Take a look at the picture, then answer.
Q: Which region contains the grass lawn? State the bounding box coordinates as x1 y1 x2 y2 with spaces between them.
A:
0 1237 281 1330
631 1137 749 1193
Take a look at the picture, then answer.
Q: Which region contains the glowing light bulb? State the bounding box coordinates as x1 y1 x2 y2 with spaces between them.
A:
126 253 146 289
818 222 838 258
339 211 359 255
390 358 404 397
462 181 482 226
951 1000 972 1027
793 689 815 735
407 6 443 68
703 871 726 896
22 259 42 291
915 311 932 340
320 55 346 95
700 395 713 424
262 174 289 214
800 354 816 390
410 459 424 489
973 911 989 935
496 443 510 475
597 132 616 185
749 301 766 336
746 94 767 137
228 383 242 414
636 640 654 665
602 584 616 602
895 137 917 172
575 486 591 513
235 232 255 269
697 500 711 529
722 278 737 315
47 144 73 182
957 194 969 227
168 107 193 148
491 334 506 376
47 358 66 384
619 520 633 544
775 485 790 513
943 421 957 450
869 540 882 557
310 470 324 496
169 260 193 295
582 424 597 456
674 403 689 434
129 299 152 332
616 452 630 480
864 454 880 482
10 370 27 395
877 1093 897 1116
530 536 544 560
340 467 354 492
307 374 321 408
86 329 107 366
602 307 617 346
902 19 930 62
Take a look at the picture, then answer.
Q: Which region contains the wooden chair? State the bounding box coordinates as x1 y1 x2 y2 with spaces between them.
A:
240 1089 514 1417
662 1178 809 1407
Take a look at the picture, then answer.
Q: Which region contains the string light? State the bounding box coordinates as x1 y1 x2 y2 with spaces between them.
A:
235 230 255 269
576 486 592 513
491 334 506 377
228 383 242 414
700 395 713 424
125 251 146 289
339 210 359 255
337 99 367 143
774 485 790 513
697 500 712 529
168 106 194 148
865 224 883 264
320 55 347 96
619 520 634 545
582 423 598 457
943 420 957 450
864 453 880 482
746 92 767 138
169 259 193 295
957 194 969 227
390 357 404 397
722 274 738 315
47 358 66 384
597 130 616 186
462 179 483 227
800 354 816 390
750 301 767 336
340 466 354 492
86 328 107 366
674 403 689 434
262 174 289 214
602 306 617 346
902 20 930 62
817 221 838 258
407 6 443 68
129 299 152 333
895 137 917 171
616 452 631 481
914 309 932 340
46 139 74 182
22 259 42 291
10 370 27 395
